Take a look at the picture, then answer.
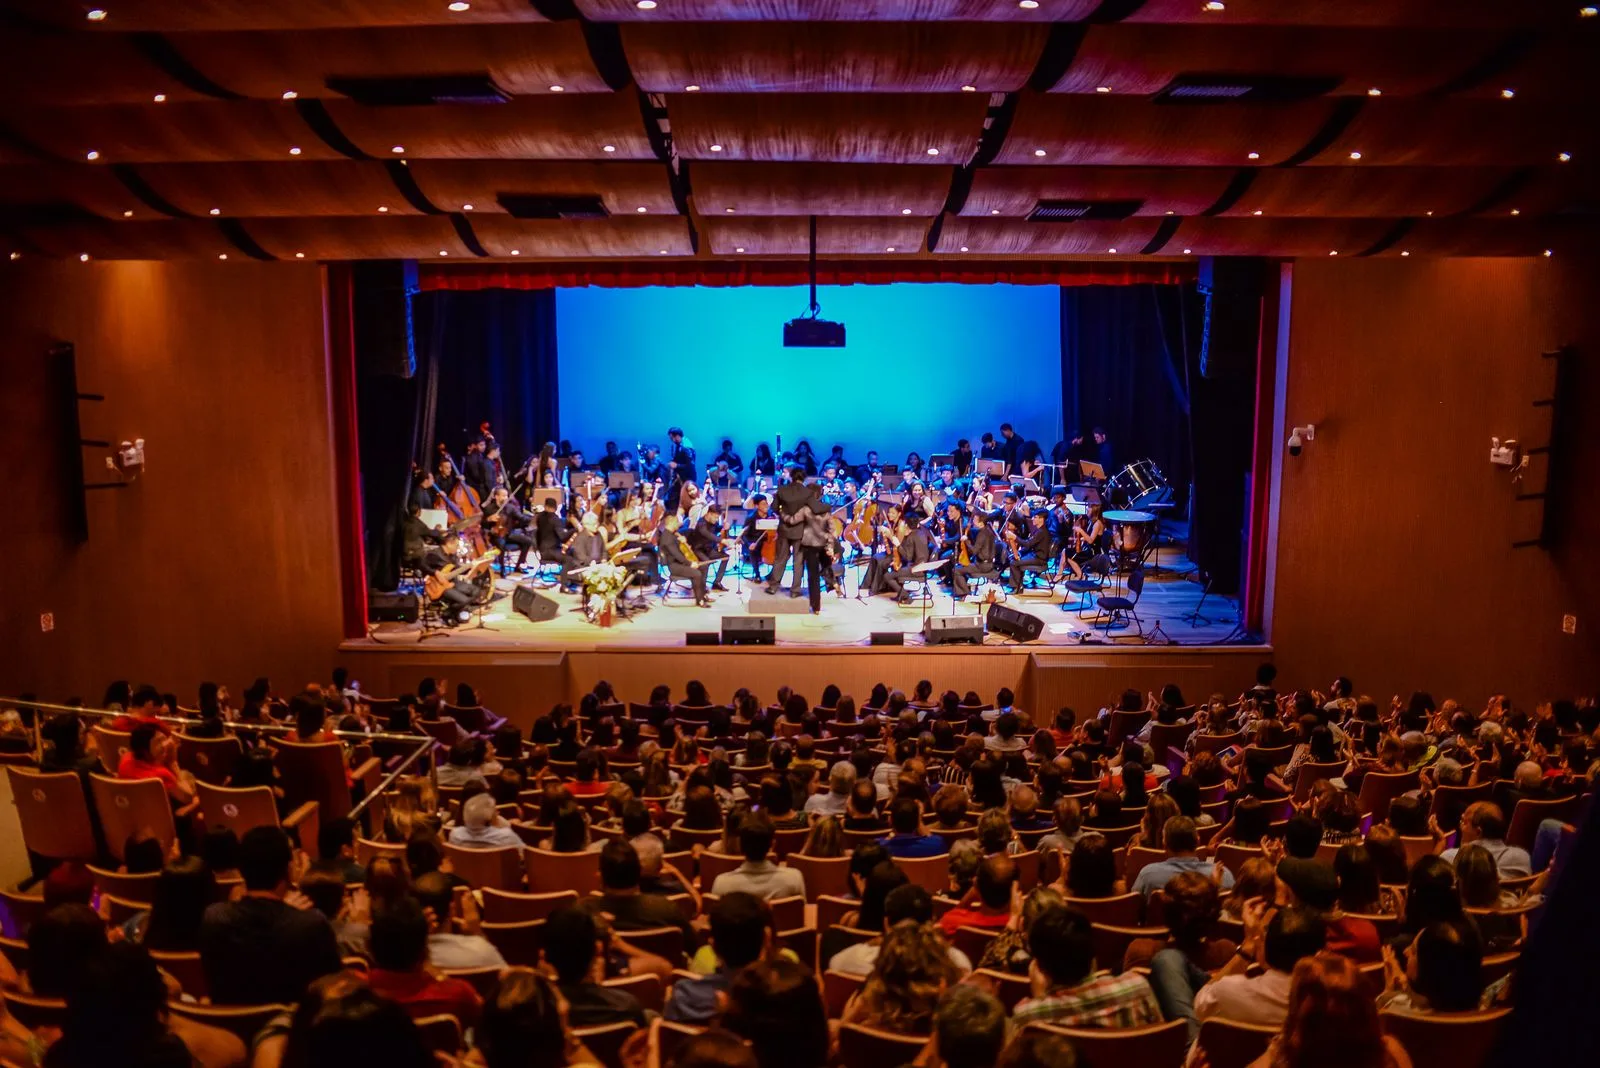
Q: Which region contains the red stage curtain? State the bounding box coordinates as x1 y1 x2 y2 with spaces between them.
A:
418 261 1194 292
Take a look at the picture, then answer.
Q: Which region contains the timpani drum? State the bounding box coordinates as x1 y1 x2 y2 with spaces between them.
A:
1103 510 1157 554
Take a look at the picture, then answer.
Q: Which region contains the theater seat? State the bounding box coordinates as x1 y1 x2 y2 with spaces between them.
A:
1029 1019 1188 1068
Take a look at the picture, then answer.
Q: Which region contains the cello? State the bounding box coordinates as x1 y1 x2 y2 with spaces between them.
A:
435 459 489 554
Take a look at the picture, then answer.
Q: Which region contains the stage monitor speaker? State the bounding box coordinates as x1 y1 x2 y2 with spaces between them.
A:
922 615 984 646
511 584 559 622
869 632 905 646
986 603 1044 642
368 591 419 623
352 259 419 378
722 615 776 645
685 632 720 646
1197 256 1266 380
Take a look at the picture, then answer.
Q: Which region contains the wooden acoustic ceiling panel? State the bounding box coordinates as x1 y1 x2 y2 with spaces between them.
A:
9 0 549 32
690 162 956 217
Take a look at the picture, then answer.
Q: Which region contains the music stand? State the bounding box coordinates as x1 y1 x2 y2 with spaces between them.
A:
929 453 955 469
418 508 448 531
976 458 1007 478
1078 461 1106 481
533 487 565 513
882 463 900 474
607 471 637 492
910 559 946 622
716 488 744 508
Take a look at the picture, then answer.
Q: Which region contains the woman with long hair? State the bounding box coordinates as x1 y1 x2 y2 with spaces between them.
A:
1222 858 1279 922
541 801 593 853
477 967 596 1068
1060 833 1123 898
135 856 216 951
1258 953 1411 1068
1129 793 1179 851
842 921 961 1033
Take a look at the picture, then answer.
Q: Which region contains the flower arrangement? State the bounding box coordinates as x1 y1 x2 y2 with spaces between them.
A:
583 561 630 626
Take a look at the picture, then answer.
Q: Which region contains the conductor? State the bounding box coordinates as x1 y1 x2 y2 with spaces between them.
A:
767 465 822 599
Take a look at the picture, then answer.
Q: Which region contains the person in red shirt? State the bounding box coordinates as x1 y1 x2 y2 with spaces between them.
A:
1276 857 1381 962
366 895 483 1027
1048 707 1076 751
110 686 173 736
568 747 611 797
938 854 1018 938
117 723 197 808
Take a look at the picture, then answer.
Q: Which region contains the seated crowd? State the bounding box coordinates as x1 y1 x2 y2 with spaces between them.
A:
0 665 1591 1068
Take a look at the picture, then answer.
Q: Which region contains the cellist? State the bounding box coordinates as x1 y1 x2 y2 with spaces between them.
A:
739 493 776 584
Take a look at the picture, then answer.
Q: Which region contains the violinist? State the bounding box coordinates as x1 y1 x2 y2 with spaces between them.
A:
862 505 906 594
688 503 731 592
932 501 966 567
485 487 535 574
1067 503 1106 579
882 518 933 604
991 491 1025 541
638 443 667 486
903 481 935 521
931 465 961 503
712 439 743 479
1045 486 1075 563
740 493 776 583
1008 511 1054 591
659 514 712 607
966 473 993 517
708 459 740 490
951 511 1000 599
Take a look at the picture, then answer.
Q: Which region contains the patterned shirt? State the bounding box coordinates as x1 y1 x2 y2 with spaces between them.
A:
1011 971 1165 1030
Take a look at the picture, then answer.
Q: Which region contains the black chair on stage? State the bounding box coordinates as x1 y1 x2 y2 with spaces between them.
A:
1097 569 1144 635
1062 553 1112 617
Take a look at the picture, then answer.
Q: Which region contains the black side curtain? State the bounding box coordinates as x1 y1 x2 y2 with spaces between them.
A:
1060 284 1198 509
357 288 559 591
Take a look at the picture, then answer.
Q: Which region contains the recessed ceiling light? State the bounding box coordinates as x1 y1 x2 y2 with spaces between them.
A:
289 146 302 155
439 250 449 256
1425 210 1434 216
1500 88 1516 99
153 93 167 103
1203 1 1225 9
735 247 745 252
961 85 977 93
282 91 298 100
886 246 896 252
1252 209 1263 216
1544 249 1553 257
208 208 221 216
1349 151 1362 160
1108 247 1118 254
218 254 228 260
86 9 107 21
462 204 474 211
378 206 389 213
1095 86 1111 94
1367 87 1382 97
710 144 723 152
1247 151 1260 160
549 85 564 93
1558 152 1572 162
1329 250 1338 256
901 208 913 215
8 252 19 261
927 147 940 156
85 150 100 161
1019 0 1039 7
1584 6 1599 16
636 206 648 213
990 208 1001 215
685 84 701 92
1165 210 1175 215
959 246 969 252
1400 251 1410 257
295 252 305 258
79 253 91 262
603 145 616 153
658 249 668 254
1510 208 1521 216
1182 248 1192 254
725 207 735 213
511 249 520 256
637 0 657 8
1033 149 1047 157
122 209 133 217
448 1 471 10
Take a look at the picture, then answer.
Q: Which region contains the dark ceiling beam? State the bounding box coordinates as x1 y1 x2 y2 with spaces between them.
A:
215 218 276 260
1427 32 1540 97
109 164 194 218
1457 167 1535 217
384 161 446 215
449 214 489 257
1354 218 1415 257
292 99 374 161
1199 170 1258 216
129 33 244 101
1140 215 1182 254
1276 98 1366 168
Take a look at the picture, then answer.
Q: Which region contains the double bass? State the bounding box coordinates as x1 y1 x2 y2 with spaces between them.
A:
433 459 489 554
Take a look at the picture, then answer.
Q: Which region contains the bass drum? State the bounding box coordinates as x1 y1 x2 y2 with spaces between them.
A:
1107 459 1165 504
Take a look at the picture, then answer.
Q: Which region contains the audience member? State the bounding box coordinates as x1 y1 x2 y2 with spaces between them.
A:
1010 905 1163 1028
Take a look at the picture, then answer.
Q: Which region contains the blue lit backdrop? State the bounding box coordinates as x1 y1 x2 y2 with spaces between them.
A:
555 282 1063 465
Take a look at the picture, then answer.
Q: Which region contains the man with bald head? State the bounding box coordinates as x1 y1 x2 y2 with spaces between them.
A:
938 855 1017 937
1438 801 1531 879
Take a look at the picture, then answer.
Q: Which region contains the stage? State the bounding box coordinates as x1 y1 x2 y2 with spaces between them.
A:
358 543 1241 652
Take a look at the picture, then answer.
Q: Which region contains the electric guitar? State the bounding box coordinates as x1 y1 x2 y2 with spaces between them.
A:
424 550 500 601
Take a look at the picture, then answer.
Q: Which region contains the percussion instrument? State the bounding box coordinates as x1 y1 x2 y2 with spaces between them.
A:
1107 459 1167 505
1103 510 1157 554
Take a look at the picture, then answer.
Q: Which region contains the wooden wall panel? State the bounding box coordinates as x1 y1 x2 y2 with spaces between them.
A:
0 260 342 699
1272 256 1600 707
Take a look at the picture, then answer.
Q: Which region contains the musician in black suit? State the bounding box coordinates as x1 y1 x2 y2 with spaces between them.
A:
688 504 731 591
401 503 443 569
999 423 1023 473
485 488 535 573
463 438 492 500
408 471 436 514
712 440 743 478
740 494 775 583
666 427 697 500
767 466 822 597
563 512 608 594
882 520 933 604
659 515 711 607
421 532 476 621
1008 511 1054 591
990 492 1026 541
1045 486 1075 564
951 511 1000 599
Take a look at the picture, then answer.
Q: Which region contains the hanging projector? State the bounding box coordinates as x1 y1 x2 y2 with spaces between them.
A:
783 214 846 347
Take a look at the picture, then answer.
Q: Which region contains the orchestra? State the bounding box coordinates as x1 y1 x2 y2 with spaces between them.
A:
405 423 1144 626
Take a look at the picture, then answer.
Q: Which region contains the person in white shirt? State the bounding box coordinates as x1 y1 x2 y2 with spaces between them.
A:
709 812 805 900
803 762 857 818
828 883 972 976
447 793 524 851
1436 801 1532 880
414 871 507 970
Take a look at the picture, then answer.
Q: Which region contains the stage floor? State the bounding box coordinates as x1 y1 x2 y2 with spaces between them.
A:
361 544 1243 651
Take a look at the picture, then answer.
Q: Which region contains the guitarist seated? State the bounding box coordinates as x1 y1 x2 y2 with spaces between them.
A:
422 532 490 625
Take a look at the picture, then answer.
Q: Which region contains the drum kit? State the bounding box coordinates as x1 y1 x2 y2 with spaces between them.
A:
1101 457 1174 570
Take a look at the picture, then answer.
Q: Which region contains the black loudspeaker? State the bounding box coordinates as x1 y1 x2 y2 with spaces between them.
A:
869 632 905 646
685 632 720 646
986 603 1045 642
722 615 777 645
1197 256 1267 380
511 584 560 622
922 615 984 646
351 260 419 377
368 590 420 623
